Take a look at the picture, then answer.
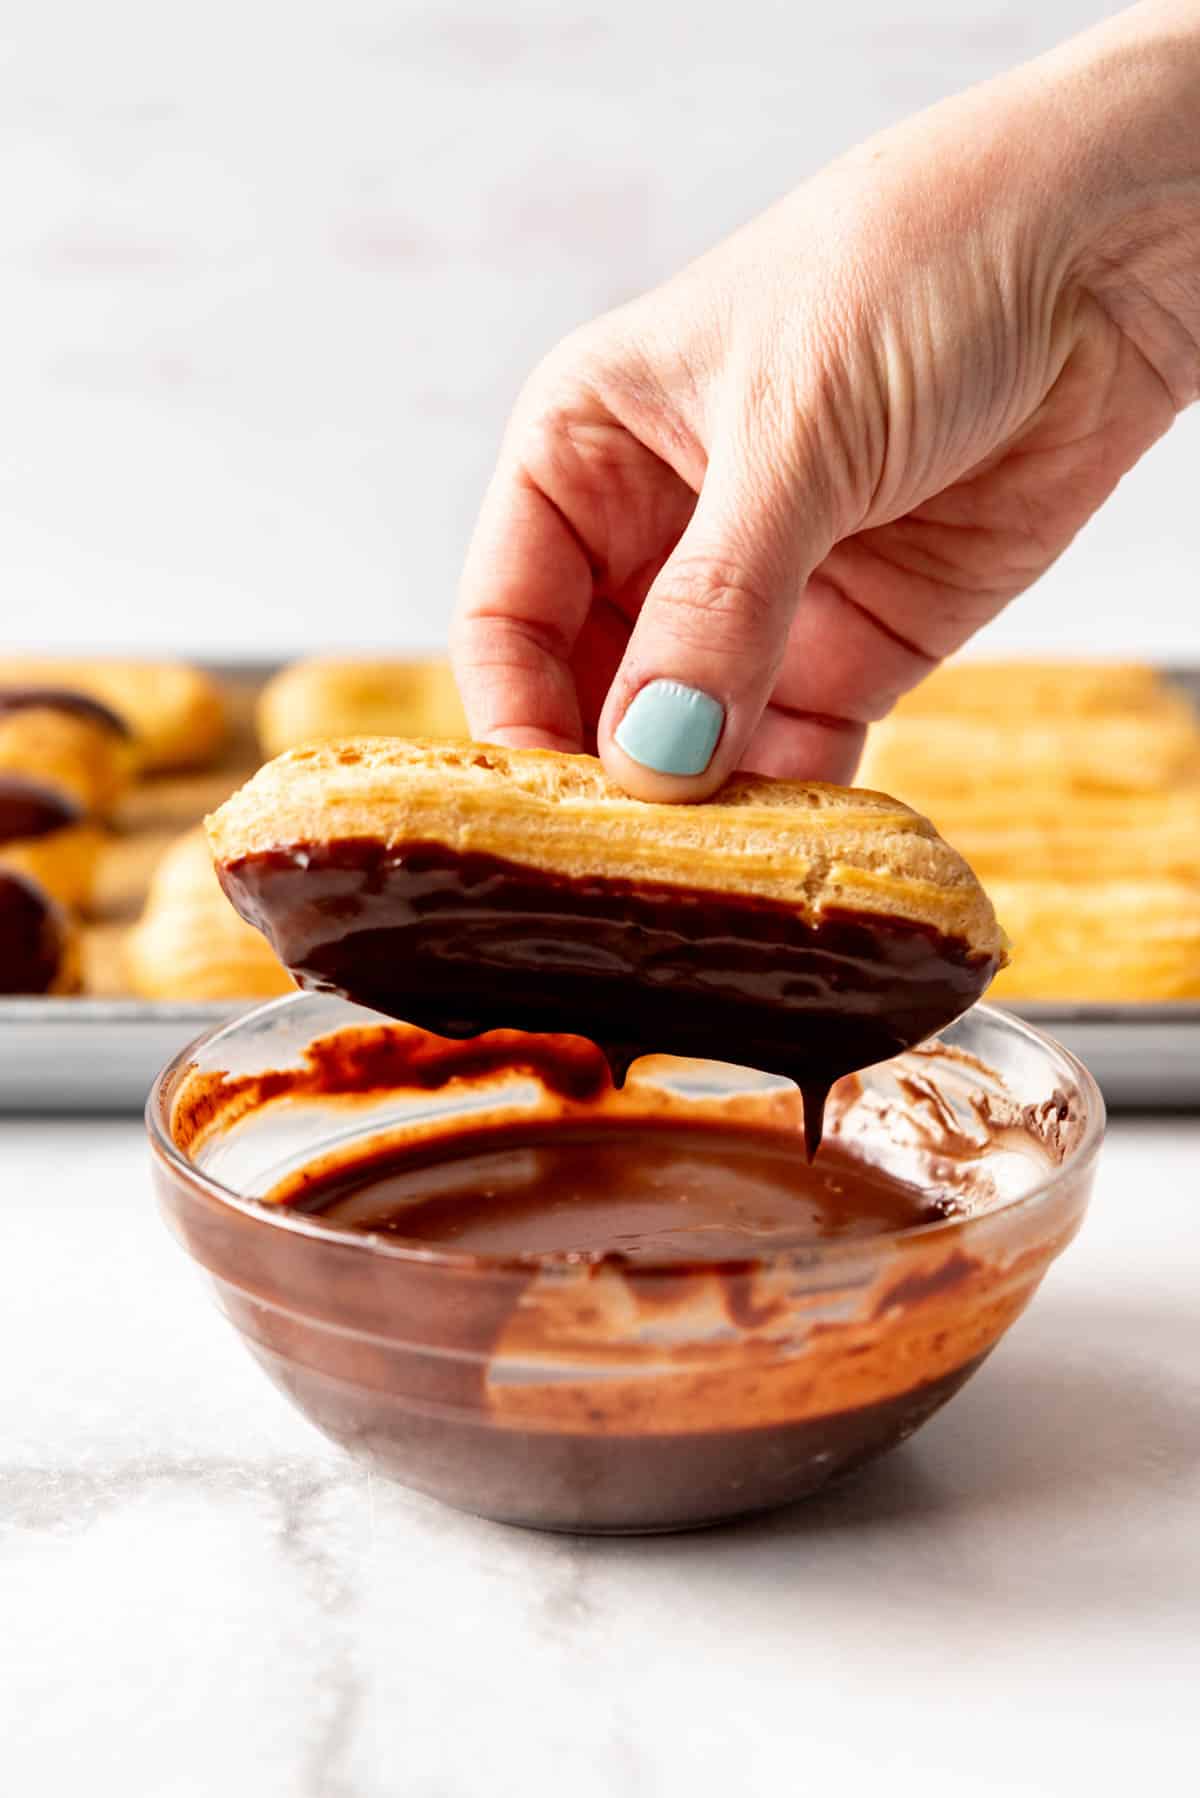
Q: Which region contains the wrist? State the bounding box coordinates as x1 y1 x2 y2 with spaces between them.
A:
1051 2 1200 407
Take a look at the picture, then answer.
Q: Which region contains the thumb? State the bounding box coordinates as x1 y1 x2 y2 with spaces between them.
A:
599 439 831 800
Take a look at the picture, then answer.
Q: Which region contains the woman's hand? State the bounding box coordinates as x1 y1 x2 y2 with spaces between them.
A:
453 1 1200 798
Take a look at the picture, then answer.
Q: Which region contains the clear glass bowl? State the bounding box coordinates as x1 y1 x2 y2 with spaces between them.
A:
147 994 1104 1534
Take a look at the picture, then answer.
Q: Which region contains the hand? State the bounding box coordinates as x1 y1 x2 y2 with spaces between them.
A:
453 1 1200 799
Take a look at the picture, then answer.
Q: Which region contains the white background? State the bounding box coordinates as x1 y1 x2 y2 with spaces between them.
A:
1 0 1195 661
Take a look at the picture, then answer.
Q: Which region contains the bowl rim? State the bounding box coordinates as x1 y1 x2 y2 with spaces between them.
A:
146 994 1106 1277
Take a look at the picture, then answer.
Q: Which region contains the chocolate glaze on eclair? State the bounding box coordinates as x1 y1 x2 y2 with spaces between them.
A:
0 868 76 994
218 839 996 1155
0 686 131 738
0 777 82 844
208 740 1006 1153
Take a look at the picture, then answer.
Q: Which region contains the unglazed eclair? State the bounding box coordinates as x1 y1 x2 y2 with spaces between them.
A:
915 789 1200 886
860 697 1200 798
209 740 1006 1152
987 878 1200 1003
884 659 1172 719
0 866 81 994
861 660 1200 800
125 828 294 1003
0 657 226 772
256 657 466 758
857 658 1200 1004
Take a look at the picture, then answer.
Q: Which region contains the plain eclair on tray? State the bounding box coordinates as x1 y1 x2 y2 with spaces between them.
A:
207 739 1006 1151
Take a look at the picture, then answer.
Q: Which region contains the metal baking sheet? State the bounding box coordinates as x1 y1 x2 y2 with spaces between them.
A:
1004 1002 1200 1111
0 998 236 1113
1 663 1198 1114
3 995 1196 1116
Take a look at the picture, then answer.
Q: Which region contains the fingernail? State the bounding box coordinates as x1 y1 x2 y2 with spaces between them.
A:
614 679 724 777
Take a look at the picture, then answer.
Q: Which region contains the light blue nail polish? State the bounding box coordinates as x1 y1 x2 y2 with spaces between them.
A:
614 679 725 777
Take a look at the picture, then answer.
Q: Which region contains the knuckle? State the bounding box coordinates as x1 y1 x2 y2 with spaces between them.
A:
454 610 573 671
509 345 624 496
519 325 609 424
651 557 778 650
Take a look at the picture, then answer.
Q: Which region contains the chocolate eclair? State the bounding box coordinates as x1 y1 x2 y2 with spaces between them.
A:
0 658 226 772
0 688 135 908
208 741 1006 1151
0 867 80 994
0 687 133 813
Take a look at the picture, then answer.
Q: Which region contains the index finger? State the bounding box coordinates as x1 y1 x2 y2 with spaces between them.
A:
451 461 593 751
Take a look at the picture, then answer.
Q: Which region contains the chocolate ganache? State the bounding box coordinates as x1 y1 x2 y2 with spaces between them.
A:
218 839 999 1154
0 869 71 994
0 685 130 736
0 777 82 844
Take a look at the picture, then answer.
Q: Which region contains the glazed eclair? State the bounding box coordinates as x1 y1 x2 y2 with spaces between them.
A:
0 689 135 908
0 657 226 772
0 688 133 813
0 866 81 995
209 740 1006 1152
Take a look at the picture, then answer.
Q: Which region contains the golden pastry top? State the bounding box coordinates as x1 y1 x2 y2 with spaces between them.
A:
860 700 1200 796
208 738 1006 960
257 657 465 758
888 659 1166 717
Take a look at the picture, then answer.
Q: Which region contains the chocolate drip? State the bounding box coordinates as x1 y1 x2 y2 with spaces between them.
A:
220 840 999 1155
0 685 130 737
0 777 82 845
0 869 68 994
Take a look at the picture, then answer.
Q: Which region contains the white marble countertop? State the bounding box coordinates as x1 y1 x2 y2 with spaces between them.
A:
3 1113 1197 1794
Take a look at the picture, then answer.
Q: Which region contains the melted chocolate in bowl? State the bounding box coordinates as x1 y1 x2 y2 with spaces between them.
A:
218 841 1000 1154
152 1010 1099 1533
279 1120 953 1257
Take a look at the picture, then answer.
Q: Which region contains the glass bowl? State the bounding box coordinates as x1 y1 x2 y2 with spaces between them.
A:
147 994 1103 1534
